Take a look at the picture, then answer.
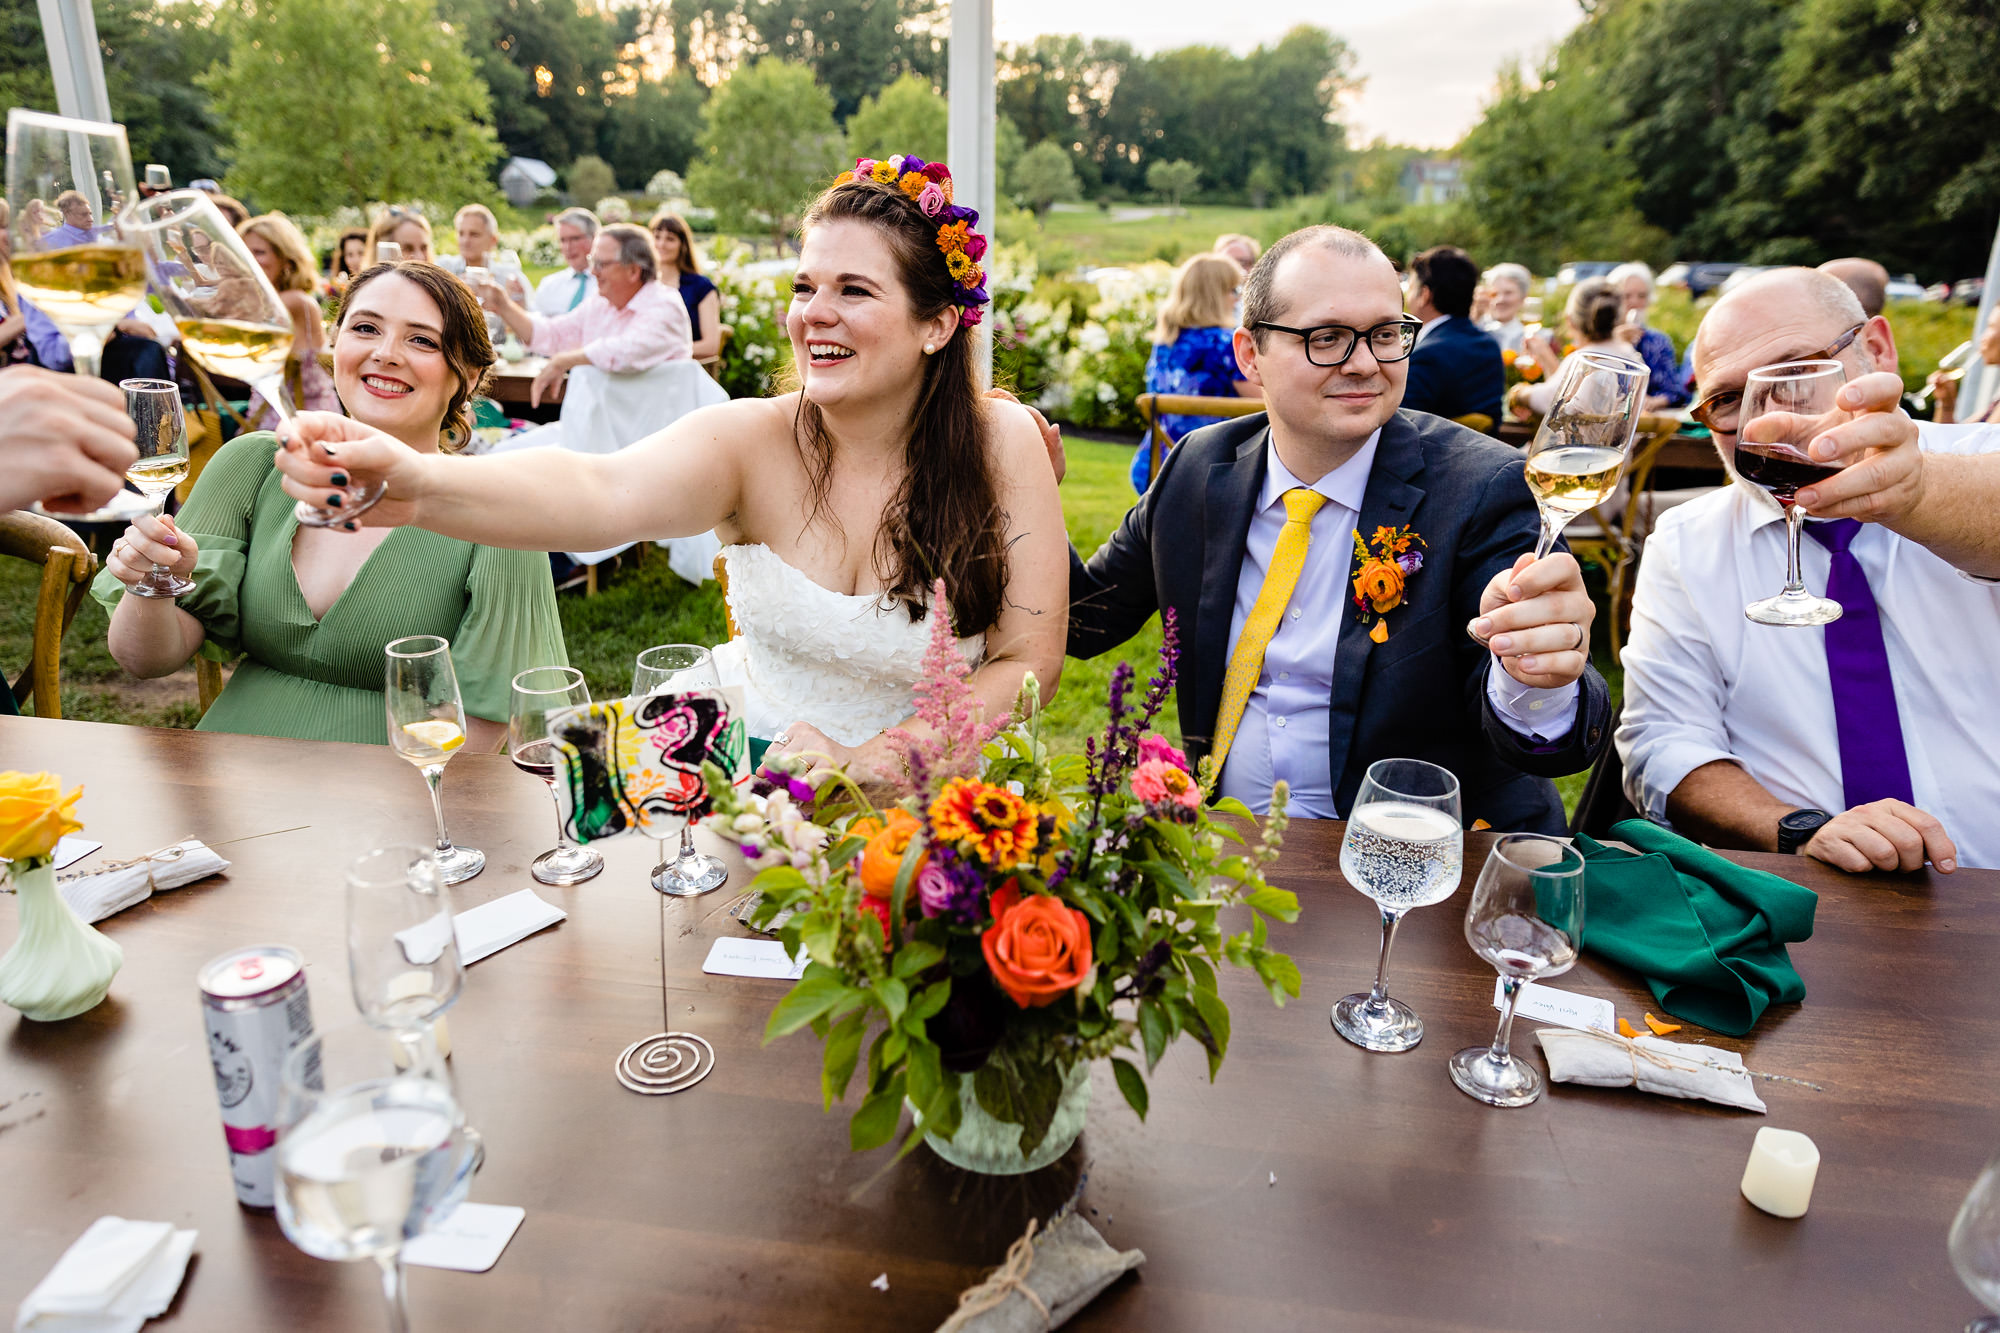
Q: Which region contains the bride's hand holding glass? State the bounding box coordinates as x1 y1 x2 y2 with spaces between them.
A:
275 411 432 530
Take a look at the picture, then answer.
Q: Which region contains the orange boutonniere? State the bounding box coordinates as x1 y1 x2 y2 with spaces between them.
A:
1352 524 1426 643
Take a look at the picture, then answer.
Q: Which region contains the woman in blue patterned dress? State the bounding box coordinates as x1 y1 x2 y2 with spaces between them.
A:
1134 252 1257 491
1608 262 1689 410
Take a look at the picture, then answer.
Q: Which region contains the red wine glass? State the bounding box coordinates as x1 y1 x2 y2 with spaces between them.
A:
1737 359 1845 627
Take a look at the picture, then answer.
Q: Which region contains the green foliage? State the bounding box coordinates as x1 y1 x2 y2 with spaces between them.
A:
844 73 947 164
439 0 620 169
1012 140 1082 217
565 154 617 205
687 60 844 243
668 0 945 120
202 0 500 214
597 73 707 184
1146 159 1201 213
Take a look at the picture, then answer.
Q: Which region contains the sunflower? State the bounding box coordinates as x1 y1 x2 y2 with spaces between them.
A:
930 778 1039 869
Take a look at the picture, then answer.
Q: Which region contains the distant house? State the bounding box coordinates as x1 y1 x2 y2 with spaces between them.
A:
1400 158 1465 206
499 157 558 208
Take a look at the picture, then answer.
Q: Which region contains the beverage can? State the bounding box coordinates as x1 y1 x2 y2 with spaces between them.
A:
199 945 314 1208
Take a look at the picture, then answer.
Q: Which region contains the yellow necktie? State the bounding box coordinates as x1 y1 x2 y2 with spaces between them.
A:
1211 487 1329 767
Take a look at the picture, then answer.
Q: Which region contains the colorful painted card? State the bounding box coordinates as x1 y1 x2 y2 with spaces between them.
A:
548 689 749 844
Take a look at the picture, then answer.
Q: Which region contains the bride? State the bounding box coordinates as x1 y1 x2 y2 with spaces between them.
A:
273 155 1066 784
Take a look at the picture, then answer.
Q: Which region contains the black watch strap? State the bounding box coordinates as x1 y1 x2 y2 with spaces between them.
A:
1777 808 1834 855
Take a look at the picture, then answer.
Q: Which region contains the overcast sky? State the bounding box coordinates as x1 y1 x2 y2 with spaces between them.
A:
992 0 1586 149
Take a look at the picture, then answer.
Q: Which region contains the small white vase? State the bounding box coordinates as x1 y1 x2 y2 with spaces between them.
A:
923 1061 1092 1175
0 860 122 1022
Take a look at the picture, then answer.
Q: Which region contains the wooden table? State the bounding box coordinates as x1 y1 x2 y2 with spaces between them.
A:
486 358 563 421
1 716 1993 1331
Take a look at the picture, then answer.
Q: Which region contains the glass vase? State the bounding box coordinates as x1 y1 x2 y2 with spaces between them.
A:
923 1061 1092 1175
0 860 123 1021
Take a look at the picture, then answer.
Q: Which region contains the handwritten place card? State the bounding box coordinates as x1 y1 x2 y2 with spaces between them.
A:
1493 977 1616 1033
403 1203 525 1273
702 937 807 980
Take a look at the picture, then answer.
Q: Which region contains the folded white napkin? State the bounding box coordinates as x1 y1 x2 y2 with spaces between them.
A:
453 889 566 965
1536 1028 1767 1113
57 841 230 925
16 1216 197 1333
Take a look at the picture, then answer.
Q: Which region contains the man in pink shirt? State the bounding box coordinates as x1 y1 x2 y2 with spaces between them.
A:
482 222 692 406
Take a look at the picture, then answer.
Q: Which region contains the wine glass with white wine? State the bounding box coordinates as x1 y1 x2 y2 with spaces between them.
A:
119 378 195 599
385 636 485 886
1520 350 1649 560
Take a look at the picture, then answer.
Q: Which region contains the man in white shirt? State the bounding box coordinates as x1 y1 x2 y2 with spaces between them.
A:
529 208 599 317
1618 266 2000 871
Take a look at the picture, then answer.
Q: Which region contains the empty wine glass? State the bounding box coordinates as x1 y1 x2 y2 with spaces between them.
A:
276 1021 480 1333
346 846 461 1051
385 635 484 885
119 378 195 598
1448 833 1586 1108
1950 1150 2000 1332
632 644 727 896
1521 351 1648 560
509 666 603 886
1332 758 1464 1053
1736 359 1847 627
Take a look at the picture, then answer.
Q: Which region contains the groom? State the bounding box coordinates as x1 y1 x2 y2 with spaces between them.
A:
1068 225 1612 832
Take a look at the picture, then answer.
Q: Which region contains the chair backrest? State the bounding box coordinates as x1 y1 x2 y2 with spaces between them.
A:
1134 393 1265 487
700 324 733 382
560 360 730 455
713 552 739 639
0 511 96 719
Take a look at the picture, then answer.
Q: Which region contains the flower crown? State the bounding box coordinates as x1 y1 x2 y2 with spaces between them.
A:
832 154 988 327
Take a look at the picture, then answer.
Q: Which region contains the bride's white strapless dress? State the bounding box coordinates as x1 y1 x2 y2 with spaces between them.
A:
709 543 985 747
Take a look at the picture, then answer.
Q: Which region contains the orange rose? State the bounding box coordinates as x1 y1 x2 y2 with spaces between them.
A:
980 880 1093 1008
859 808 927 899
1354 558 1405 614
1519 360 1543 382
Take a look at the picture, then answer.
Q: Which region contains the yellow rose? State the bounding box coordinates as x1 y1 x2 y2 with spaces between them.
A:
0 772 84 864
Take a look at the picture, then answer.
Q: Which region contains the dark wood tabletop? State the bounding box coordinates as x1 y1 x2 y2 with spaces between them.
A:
0 716 1992 1331
485 359 564 424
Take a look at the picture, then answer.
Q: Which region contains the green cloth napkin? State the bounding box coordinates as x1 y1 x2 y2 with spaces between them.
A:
1575 819 1818 1037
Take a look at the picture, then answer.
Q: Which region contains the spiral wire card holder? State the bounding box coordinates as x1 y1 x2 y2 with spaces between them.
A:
615 890 716 1095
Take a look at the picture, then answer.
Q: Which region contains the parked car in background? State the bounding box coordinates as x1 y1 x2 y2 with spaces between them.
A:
1673 262 1752 297
1717 265 1778 297
1885 273 1926 303
1555 261 1620 287
1951 278 1986 306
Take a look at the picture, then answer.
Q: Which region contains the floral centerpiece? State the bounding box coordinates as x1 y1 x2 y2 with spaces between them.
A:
0 771 122 1022
704 591 1299 1172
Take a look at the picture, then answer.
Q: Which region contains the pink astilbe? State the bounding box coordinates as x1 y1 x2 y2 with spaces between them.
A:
885 579 1010 794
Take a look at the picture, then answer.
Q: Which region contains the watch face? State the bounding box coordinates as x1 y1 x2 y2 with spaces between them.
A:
1781 810 1830 832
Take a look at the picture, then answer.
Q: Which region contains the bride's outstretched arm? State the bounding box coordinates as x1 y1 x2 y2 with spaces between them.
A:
273 401 757 549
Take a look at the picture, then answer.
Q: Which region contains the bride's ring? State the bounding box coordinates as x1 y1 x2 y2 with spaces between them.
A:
771 731 792 749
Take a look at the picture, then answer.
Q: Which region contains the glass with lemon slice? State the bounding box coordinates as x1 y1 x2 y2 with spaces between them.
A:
385 635 485 884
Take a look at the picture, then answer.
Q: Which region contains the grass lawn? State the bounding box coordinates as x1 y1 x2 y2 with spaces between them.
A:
997 203 1277 271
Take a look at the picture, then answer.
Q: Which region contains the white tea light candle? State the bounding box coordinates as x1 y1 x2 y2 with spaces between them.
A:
1741 1127 1819 1217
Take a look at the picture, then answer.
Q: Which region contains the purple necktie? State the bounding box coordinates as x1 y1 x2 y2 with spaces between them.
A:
1805 519 1915 808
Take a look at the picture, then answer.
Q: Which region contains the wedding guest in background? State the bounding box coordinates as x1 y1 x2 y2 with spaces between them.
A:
439 204 529 304
208 195 250 230
0 199 168 383
1927 303 2000 425
1475 262 1532 353
327 227 369 291
1134 252 1255 491
1607 262 1688 409
650 210 721 363
1402 245 1504 425
1619 266 2000 871
482 222 691 408
1818 257 1890 319
1214 232 1261 273
530 208 599 316
1517 279 1644 418
366 207 434 266
237 213 338 423
42 190 102 245
94 261 566 747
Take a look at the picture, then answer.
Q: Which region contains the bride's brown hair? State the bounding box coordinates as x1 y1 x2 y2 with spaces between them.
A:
790 179 1005 635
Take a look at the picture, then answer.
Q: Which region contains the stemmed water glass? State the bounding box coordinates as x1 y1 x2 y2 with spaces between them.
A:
509 666 604 886
385 635 484 885
346 845 462 1056
119 378 195 598
1448 833 1586 1107
1332 758 1464 1053
632 644 728 896
1735 359 1847 626
1950 1150 2000 1332
276 1021 481 1333
1520 350 1648 560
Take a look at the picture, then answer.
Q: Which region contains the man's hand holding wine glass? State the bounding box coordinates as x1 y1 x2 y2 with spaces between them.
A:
1471 552 1595 690
1754 369 1926 524
0 368 137 514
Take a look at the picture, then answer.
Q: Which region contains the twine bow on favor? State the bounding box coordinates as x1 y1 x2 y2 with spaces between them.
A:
952 1218 1051 1327
54 841 189 891
1567 1025 1719 1080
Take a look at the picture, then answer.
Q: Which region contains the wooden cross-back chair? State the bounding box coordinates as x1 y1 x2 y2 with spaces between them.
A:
0 511 97 719
699 324 733 383
1134 393 1266 487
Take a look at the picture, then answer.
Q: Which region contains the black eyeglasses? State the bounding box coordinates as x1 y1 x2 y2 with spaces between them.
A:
1688 323 1866 432
1252 317 1423 367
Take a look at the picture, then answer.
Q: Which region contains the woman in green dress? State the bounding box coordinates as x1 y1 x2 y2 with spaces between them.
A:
96 262 566 748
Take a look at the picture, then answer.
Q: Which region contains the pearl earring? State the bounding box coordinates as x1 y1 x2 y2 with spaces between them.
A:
924 342 935 354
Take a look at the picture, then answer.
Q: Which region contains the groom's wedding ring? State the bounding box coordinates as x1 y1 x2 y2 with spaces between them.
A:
1568 622 1587 653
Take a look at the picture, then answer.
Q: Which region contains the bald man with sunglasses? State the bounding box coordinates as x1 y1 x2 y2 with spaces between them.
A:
1618 266 2000 873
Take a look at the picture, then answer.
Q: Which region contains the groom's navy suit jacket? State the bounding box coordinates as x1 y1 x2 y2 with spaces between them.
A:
1068 409 1612 834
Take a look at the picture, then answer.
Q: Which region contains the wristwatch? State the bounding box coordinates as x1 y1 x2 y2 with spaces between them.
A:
1777 808 1834 855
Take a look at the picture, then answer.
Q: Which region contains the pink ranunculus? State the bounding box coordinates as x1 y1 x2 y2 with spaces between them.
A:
854 158 877 179
1138 734 1190 773
1130 758 1202 809
917 183 945 216
965 232 988 262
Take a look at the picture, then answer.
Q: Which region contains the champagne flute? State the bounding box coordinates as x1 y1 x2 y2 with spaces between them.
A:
1332 758 1464 1053
1913 340 1975 411
509 666 604 886
632 644 728 896
385 635 485 885
346 846 461 1058
1520 294 1544 340
1950 1150 2000 1332
1736 359 1846 627
5 109 144 382
119 378 195 598
1521 350 1648 560
1448 833 1586 1108
276 1021 480 1333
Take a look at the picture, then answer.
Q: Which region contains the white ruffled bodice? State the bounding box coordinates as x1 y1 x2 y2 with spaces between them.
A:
709 543 984 747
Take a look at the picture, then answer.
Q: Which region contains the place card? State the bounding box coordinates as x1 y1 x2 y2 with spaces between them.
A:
454 889 566 965
702 937 807 980
51 835 103 871
1493 977 1616 1033
402 1203 525 1273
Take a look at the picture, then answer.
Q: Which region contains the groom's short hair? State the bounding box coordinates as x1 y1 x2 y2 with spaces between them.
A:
1242 225 1391 344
